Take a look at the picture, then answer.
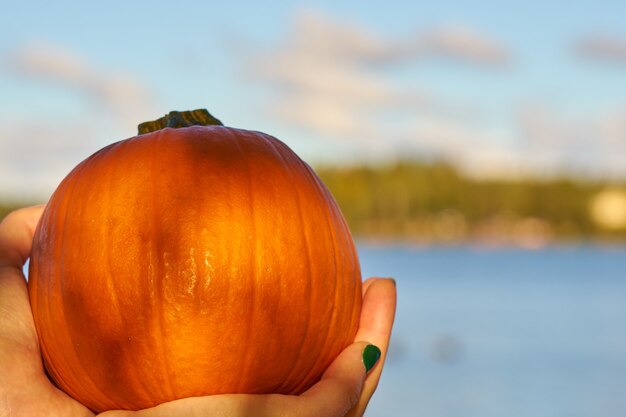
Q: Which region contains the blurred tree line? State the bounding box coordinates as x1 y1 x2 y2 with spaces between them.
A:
316 161 626 244
2 161 624 244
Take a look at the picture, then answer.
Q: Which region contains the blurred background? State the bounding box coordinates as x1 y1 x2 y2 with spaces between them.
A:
1 1 625 416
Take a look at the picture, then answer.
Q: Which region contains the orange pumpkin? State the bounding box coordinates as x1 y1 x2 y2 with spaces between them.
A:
28 110 362 412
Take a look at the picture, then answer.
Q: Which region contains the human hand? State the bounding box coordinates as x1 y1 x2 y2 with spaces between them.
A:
0 206 396 417
0 205 94 417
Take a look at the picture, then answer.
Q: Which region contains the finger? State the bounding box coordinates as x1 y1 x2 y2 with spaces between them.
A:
0 206 45 358
361 277 380 295
356 278 396 347
347 278 397 417
298 341 373 417
97 393 283 417
103 393 306 417
0 205 45 268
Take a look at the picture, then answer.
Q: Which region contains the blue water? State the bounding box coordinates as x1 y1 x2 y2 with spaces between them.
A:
359 244 626 417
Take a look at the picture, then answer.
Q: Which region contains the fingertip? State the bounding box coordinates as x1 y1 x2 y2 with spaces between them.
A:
0 205 45 268
363 278 397 307
362 277 396 296
361 278 378 294
353 277 396 366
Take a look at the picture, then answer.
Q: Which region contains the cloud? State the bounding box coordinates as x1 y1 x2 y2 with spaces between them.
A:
1 42 159 200
232 8 626 180
0 120 98 200
573 34 626 64
248 10 432 112
396 104 626 180
271 10 511 67
6 42 156 124
240 8 626 180
279 11 393 64
235 8 520 175
516 104 626 177
243 9 509 142
417 25 511 66
254 54 427 108
399 115 525 177
268 95 379 140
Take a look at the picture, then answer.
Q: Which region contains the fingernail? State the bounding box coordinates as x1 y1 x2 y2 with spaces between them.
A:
363 344 381 373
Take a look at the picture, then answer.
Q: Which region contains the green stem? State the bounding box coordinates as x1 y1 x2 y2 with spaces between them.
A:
138 109 223 135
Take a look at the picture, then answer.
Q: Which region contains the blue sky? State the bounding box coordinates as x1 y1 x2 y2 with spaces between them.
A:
2 1 626 200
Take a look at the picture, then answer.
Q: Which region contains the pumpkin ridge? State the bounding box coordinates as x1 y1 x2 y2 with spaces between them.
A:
114 142 157 408
150 132 176 403
261 133 315 394
74 157 108 409
55 155 113 408
228 128 258 393
58 157 104 405
75 144 129 409
288 148 345 394
322 178 361 345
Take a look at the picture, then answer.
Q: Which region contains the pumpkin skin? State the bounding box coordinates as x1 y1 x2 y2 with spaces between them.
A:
28 123 362 412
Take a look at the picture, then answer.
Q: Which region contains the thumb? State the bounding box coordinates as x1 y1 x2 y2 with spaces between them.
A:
300 341 381 417
0 205 45 268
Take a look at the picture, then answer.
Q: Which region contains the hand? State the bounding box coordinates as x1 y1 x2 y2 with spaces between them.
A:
0 206 396 417
0 206 94 417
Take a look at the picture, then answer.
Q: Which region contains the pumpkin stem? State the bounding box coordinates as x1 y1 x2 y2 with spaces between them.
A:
138 109 223 134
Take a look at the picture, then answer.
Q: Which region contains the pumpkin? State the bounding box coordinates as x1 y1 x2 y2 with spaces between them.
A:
28 110 362 412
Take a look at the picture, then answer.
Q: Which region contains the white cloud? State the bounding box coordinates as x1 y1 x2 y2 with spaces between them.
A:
256 9 510 89
248 10 433 113
244 9 509 145
574 34 626 64
398 105 626 179
239 8 516 171
285 11 392 64
255 56 426 108
268 95 377 140
1 42 159 200
274 10 511 67
7 41 156 125
403 115 525 177
516 104 626 178
0 120 97 200
238 9 626 179
418 25 511 66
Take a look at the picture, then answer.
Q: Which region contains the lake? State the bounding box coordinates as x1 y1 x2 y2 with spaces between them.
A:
359 244 626 417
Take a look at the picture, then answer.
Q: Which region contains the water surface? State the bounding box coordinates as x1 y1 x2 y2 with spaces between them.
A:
359 244 626 417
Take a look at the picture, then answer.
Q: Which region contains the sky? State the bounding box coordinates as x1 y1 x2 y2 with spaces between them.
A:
2 0 626 200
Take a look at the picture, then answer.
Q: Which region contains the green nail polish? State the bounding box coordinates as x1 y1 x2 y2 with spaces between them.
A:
363 344 381 373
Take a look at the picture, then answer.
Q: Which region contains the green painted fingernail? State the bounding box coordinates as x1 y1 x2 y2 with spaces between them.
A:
363 344 381 373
